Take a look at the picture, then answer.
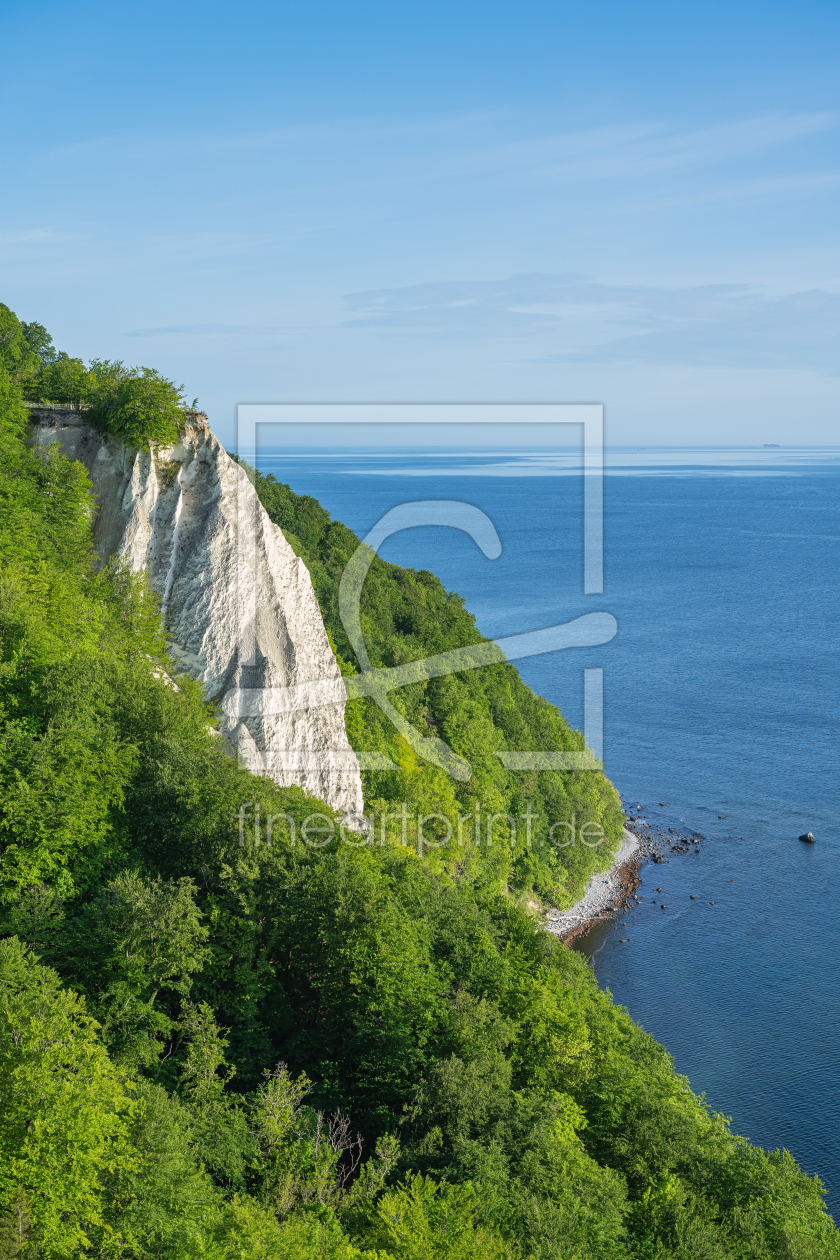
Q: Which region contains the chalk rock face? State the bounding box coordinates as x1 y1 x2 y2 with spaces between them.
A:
29 410 365 824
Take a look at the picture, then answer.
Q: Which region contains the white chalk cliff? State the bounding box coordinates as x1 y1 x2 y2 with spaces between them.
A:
30 410 365 825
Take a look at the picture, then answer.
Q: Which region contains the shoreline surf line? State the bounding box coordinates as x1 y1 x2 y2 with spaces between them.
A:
546 828 640 944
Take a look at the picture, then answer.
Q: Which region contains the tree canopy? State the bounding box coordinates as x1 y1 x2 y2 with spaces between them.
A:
241 461 624 908
0 305 836 1259
3 304 192 447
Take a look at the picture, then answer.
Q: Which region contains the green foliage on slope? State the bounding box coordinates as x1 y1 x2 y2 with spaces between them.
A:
83 359 189 447
0 301 190 447
0 308 836 1258
0 937 137 1258
242 463 624 908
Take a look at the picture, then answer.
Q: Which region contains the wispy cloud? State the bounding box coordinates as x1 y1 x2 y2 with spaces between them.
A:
467 112 839 183
41 109 838 192
42 111 505 172
0 228 89 255
549 288 840 371
127 323 257 337
126 321 302 339
0 228 63 246
346 274 840 373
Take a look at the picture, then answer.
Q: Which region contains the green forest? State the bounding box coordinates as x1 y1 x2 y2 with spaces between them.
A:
0 300 837 1259
234 457 624 907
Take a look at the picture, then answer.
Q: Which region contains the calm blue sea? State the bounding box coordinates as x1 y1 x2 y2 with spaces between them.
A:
255 444 840 1213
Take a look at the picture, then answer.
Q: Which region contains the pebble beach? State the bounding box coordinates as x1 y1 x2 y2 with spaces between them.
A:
546 816 707 943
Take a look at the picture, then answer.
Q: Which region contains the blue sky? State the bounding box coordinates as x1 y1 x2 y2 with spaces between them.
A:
2 0 839 445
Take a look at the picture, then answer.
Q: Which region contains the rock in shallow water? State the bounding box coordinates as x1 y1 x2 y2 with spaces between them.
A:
799 832 816 843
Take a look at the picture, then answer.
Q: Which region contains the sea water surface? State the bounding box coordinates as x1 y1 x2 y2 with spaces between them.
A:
255 443 840 1213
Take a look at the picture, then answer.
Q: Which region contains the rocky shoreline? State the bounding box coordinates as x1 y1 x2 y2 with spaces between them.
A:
546 814 707 945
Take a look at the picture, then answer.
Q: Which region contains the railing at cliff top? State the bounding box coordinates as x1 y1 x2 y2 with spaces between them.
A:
23 403 208 424
23 400 89 411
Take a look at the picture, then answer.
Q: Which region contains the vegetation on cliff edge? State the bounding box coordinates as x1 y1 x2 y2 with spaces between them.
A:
0 304 836 1258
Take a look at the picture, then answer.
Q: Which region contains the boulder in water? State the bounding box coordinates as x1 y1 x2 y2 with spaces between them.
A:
799 832 816 843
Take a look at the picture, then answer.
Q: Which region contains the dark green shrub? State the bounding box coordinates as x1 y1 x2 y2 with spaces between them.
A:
86 360 187 448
